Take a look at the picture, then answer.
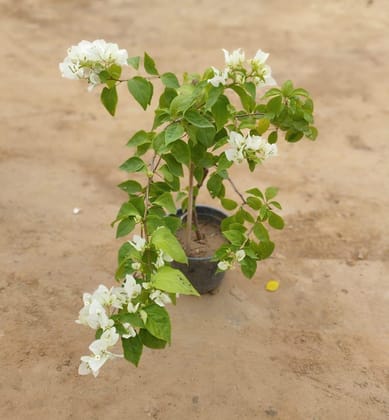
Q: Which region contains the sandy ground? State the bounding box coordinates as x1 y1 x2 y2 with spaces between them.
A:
1 0 389 419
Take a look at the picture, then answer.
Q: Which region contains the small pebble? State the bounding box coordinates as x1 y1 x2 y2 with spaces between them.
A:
72 207 81 215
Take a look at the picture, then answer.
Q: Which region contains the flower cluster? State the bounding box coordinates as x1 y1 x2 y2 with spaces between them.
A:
225 131 278 164
76 234 174 377
217 249 246 271
59 39 128 90
208 48 276 88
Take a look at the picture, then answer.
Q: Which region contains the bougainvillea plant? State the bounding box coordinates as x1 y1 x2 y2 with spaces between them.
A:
60 40 317 377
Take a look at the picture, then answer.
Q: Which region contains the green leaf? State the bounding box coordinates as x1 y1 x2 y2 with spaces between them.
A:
100 86 118 116
122 335 143 367
128 77 153 110
154 192 176 214
212 96 229 131
306 126 318 141
206 85 224 109
269 200 282 210
164 154 183 177
253 222 270 241
268 131 278 144
259 205 269 221
95 328 103 339
268 212 284 230
170 140 190 166
285 130 304 143
165 123 185 145
139 329 167 349
163 215 182 233
207 173 224 198
221 198 238 211
119 156 146 173
292 88 310 97
223 229 246 246
151 226 187 264
116 218 136 238
231 85 255 112
282 80 294 97
108 63 122 80
144 52 159 75
151 266 199 296
257 240 275 259
184 109 213 128
161 72 179 88
127 130 151 147
303 98 314 112
239 208 255 223
169 93 194 117
127 56 140 70
265 187 279 200
143 304 171 343
244 82 256 99
117 180 143 195
114 312 145 328
114 202 140 223
262 88 282 98
267 95 282 115
246 188 264 200
240 257 257 279
130 196 146 215
257 118 270 135
196 127 216 147
246 196 262 210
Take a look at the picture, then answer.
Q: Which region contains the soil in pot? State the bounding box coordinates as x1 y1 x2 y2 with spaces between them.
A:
174 206 227 294
176 216 226 258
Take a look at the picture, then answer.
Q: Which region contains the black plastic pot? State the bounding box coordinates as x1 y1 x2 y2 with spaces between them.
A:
173 205 227 295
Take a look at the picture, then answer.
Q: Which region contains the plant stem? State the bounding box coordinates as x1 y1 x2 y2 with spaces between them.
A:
227 176 246 204
184 163 195 253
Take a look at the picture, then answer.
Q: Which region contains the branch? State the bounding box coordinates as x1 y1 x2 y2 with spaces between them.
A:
227 176 246 204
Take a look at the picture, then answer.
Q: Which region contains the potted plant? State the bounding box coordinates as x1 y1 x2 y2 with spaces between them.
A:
60 40 317 377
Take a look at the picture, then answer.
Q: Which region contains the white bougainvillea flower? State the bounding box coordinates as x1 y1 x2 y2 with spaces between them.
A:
76 298 113 330
59 39 128 90
262 142 278 159
127 301 140 313
150 290 172 307
217 260 231 271
99 326 120 347
245 134 263 151
229 131 245 148
154 249 174 269
225 131 246 163
78 327 119 377
110 286 128 309
92 284 111 305
262 64 276 87
225 147 244 163
140 309 148 324
235 250 246 262
129 235 146 252
248 49 277 87
208 67 228 87
124 274 142 299
131 262 141 271
250 49 270 68
122 323 137 339
222 48 245 69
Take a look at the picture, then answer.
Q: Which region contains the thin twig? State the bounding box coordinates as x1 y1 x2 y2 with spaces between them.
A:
227 176 246 204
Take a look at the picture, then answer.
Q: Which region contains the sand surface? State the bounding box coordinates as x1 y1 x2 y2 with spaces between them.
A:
1 0 389 418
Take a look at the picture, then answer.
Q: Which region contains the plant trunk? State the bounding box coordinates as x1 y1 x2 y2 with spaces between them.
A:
184 164 194 253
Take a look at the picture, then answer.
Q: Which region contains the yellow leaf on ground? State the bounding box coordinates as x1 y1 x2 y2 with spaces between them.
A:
265 280 279 292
